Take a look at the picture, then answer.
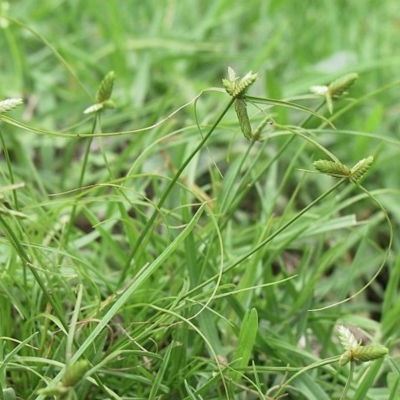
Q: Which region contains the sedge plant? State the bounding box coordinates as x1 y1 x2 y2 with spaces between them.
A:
0 25 396 398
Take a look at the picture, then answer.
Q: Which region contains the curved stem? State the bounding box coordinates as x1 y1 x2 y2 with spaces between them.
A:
118 98 235 284
61 115 98 250
185 178 346 297
340 361 355 400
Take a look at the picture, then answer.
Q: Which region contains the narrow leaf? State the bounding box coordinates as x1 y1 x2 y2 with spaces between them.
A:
149 342 174 400
230 308 258 381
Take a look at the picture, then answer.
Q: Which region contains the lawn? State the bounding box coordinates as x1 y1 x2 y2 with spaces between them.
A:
1 1 400 399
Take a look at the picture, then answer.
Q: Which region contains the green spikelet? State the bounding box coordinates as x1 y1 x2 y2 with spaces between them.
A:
61 360 90 387
313 160 351 178
328 73 358 99
96 71 116 103
349 156 373 181
234 98 252 139
338 325 359 351
0 98 23 114
222 67 258 98
252 114 271 140
310 73 358 114
354 344 388 362
223 67 258 140
222 67 238 96
233 71 258 97
314 156 373 181
84 71 116 114
337 325 388 366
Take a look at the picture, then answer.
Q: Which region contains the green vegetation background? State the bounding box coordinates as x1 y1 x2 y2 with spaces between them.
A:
0 1 400 399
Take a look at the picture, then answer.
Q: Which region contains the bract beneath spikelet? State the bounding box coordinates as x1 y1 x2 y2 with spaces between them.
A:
310 85 329 96
83 103 104 114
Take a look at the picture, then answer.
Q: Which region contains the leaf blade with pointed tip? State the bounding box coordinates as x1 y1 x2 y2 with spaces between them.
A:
230 308 258 381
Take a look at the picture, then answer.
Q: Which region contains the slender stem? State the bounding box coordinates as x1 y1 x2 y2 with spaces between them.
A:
273 355 341 398
118 98 235 284
0 127 18 208
62 115 98 247
218 100 325 233
185 178 346 297
340 361 355 400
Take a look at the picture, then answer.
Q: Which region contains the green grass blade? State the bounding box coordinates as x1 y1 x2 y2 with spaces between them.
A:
230 308 258 382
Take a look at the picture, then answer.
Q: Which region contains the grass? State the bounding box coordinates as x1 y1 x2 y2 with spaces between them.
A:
1 1 400 399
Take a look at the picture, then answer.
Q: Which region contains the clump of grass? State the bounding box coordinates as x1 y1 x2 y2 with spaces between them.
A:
1 2 400 399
